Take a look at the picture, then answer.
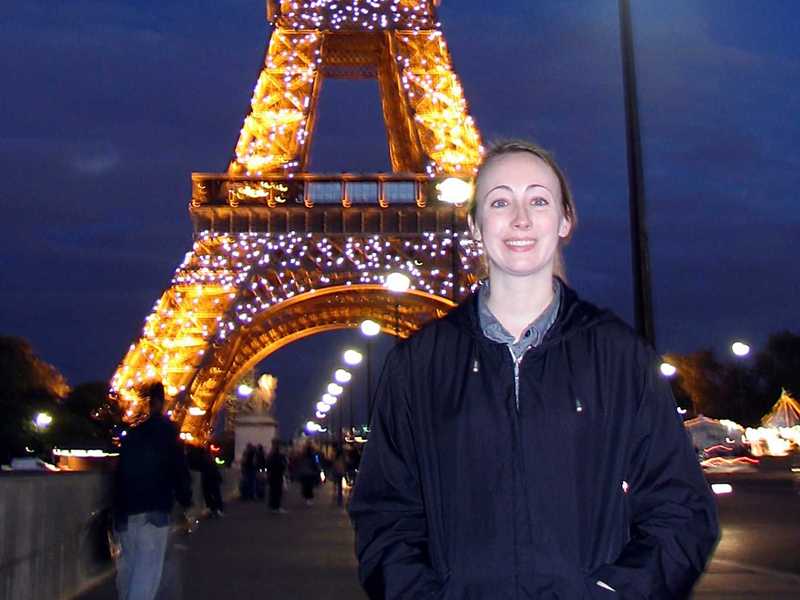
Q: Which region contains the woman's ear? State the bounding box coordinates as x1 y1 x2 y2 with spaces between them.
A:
468 213 481 241
558 216 572 238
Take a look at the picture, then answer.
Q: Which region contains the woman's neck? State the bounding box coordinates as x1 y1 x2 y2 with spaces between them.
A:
485 270 555 341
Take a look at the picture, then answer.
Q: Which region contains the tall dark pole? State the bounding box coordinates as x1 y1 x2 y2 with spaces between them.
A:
366 337 374 427
619 0 656 348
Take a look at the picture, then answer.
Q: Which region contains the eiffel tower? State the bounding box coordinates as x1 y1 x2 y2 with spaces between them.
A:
111 0 483 442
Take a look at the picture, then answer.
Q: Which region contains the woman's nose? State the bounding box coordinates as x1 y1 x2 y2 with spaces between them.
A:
511 204 531 228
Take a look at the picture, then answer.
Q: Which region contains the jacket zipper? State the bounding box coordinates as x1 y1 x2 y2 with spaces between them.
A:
509 347 522 412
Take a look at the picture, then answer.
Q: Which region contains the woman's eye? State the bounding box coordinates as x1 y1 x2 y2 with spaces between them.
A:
490 198 509 208
531 196 549 207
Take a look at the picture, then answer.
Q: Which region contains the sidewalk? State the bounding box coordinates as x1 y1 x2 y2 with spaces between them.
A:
76 480 800 599
77 482 365 600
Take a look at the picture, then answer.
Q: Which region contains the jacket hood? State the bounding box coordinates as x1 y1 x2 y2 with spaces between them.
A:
444 279 616 350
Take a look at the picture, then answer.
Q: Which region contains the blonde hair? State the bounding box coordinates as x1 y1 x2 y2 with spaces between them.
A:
469 139 577 280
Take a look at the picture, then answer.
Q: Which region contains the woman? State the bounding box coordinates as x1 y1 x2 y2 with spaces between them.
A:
349 140 718 599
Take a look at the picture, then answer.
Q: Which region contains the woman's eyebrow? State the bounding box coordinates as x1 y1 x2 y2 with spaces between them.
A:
484 183 553 197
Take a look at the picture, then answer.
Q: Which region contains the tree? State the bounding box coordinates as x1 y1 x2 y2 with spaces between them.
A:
0 337 70 463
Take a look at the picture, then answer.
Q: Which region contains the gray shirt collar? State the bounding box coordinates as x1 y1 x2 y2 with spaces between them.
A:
477 278 562 360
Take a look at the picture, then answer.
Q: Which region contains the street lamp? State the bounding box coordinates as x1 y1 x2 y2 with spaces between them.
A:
731 341 751 357
33 412 53 431
359 320 380 426
731 341 751 422
334 368 352 383
385 272 410 347
360 319 381 337
659 362 677 377
343 349 363 366
618 0 656 347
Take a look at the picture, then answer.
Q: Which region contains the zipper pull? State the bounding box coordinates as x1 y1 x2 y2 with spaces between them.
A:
472 358 479 373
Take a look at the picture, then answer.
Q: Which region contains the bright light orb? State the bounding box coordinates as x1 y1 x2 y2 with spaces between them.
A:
188 407 206 416
34 412 53 430
315 411 326 419
731 341 750 357
360 320 381 337
436 177 473 205
343 349 364 365
316 401 331 413
659 362 677 377
384 272 411 293
327 383 343 396
335 368 352 383
322 393 337 405
306 420 321 433
237 384 254 397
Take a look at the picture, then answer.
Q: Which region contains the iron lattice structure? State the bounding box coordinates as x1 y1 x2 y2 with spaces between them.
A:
111 0 483 442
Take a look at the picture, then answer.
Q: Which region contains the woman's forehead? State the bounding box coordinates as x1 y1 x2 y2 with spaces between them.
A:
477 152 559 194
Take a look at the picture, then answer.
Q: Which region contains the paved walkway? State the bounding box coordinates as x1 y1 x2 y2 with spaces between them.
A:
78 482 365 600
77 481 800 599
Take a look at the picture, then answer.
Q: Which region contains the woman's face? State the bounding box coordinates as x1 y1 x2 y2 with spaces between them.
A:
471 152 571 283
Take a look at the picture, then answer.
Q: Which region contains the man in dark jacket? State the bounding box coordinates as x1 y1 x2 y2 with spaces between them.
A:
113 382 192 600
349 284 719 599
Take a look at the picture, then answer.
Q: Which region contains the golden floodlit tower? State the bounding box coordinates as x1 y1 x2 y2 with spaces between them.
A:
111 0 483 443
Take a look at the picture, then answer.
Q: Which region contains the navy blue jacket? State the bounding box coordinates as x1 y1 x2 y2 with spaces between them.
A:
349 286 718 599
114 414 192 519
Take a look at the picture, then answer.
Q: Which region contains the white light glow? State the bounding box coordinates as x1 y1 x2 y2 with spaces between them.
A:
322 393 337 405
327 383 343 396
360 320 381 337
711 483 733 495
385 271 411 292
660 362 677 377
34 412 53 430
343 349 364 365
188 407 207 416
731 341 750 357
335 368 352 383
316 401 331 413
437 177 472 204
238 384 254 397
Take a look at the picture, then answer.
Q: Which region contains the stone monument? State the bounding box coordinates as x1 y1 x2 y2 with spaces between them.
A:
234 373 278 463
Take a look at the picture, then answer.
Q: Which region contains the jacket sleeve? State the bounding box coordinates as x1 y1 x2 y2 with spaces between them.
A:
348 347 444 600
591 352 719 598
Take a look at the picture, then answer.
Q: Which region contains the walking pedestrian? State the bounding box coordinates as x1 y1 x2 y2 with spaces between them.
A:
349 140 719 598
240 443 256 500
265 439 288 513
200 446 224 517
296 442 320 506
113 382 192 600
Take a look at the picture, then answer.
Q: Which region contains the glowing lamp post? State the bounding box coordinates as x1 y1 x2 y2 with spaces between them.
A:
33 412 53 431
731 341 751 357
360 320 380 425
659 362 677 378
334 368 352 383
731 340 751 422
385 272 410 347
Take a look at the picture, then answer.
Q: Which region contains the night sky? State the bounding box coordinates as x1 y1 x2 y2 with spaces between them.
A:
1 1 798 435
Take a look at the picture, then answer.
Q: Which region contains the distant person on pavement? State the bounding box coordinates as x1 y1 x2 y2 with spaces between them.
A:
200 446 224 517
265 438 288 513
349 140 719 599
297 442 321 506
113 382 192 600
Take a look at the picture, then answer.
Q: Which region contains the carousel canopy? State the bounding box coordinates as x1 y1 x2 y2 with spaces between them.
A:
761 388 800 428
